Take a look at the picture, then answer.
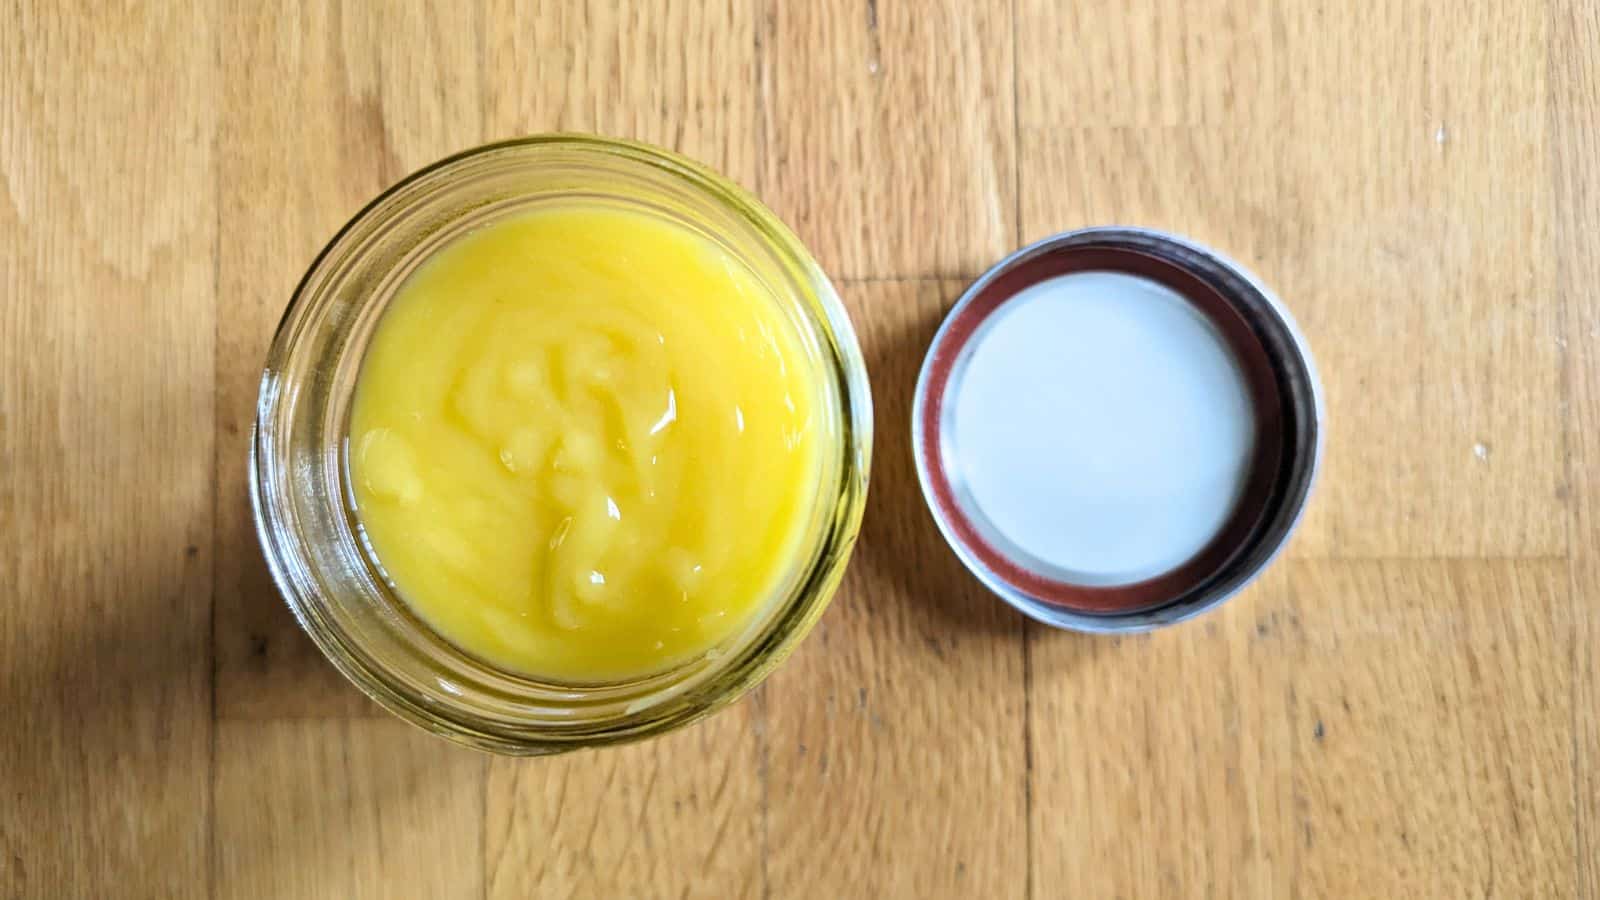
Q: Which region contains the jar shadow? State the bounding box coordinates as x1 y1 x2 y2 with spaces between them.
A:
217 424 378 719
1 552 212 814
0 539 451 891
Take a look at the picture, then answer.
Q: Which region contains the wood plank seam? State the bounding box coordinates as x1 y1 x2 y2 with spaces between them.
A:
1007 5 1034 900
209 66 224 900
1551 0 1599 893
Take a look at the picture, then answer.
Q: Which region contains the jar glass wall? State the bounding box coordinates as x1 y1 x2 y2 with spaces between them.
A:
251 136 872 755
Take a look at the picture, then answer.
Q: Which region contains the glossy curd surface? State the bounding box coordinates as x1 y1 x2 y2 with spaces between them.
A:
348 205 823 681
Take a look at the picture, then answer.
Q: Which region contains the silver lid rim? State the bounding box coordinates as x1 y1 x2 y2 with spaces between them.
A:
911 226 1325 633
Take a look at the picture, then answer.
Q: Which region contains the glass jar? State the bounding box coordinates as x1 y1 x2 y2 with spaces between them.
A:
251 135 872 755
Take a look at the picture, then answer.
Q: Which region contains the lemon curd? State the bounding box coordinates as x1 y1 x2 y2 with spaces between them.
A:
348 205 824 682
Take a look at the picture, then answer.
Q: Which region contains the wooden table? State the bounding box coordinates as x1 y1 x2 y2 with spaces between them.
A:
3 2 1593 897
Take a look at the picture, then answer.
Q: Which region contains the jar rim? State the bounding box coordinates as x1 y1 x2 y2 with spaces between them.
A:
251 135 873 754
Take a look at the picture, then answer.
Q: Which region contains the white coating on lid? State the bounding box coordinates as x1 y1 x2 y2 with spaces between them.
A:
945 271 1256 586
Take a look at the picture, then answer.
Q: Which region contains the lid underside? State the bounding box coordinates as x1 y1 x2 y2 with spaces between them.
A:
916 239 1287 615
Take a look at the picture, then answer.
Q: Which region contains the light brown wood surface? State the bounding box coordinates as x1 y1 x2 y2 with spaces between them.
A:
1 1 1594 897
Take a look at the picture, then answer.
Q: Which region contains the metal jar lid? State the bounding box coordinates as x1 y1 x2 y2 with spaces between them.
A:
911 227 1323 632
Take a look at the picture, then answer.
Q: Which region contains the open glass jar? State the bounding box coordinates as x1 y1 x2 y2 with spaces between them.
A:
251 136 872 755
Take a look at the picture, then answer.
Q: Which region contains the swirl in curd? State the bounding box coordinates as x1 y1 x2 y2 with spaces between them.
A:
348 205 823 681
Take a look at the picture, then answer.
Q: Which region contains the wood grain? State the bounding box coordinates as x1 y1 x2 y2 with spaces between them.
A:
1031 560 1576 898
484 706 764 900
762 0 1016 279
1 5 216 897
1269 1 1559 559
214 719 484 900
1028 570 1298 897
763 281 1027 899
481 0 763 193
3 0 1598 897
1017 0 1280 127
1287 560 1575 898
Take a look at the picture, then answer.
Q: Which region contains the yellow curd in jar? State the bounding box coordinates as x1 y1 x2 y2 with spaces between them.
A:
348 205 824 681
